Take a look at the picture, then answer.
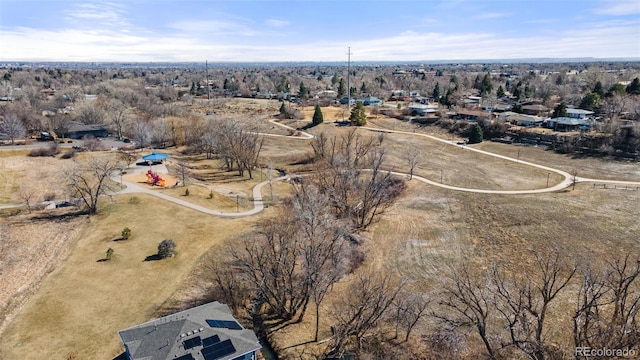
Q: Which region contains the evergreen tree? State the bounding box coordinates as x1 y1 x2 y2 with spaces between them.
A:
312 104 324 125
606 83 626 97
337 78 345 97
593 81 604 97
298 81 308 98
626 77 640 95
433 83 441 99
223 78 230 90
468 124 483 144
331 74 339 86
480 73 493 96
190 81 196 95
553 102 568 118
360 81 367 94
496 85 505 98
580 92 601 111
450 75 459 91
513 103 523 113
279 102 286 115
349 102 367 126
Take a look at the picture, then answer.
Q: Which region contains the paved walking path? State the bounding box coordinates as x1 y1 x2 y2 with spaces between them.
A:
3 121 639 215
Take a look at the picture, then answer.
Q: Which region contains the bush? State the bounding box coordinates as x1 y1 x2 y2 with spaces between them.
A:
60 149 77 159
184 188 190 196
157 239 176 259
106 248 114 261
121 227 131 240
28 143 60 157
208 191 214 199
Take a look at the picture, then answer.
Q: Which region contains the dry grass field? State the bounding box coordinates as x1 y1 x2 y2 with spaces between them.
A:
0 194 268 360
1 102 638 359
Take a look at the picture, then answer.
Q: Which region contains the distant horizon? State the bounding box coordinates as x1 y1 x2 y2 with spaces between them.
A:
1 0 638 63
2 57 640 67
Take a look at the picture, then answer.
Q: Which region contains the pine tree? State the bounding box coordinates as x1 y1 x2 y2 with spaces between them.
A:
299 82 308 98
496 85 505 98
433 83 441 99
337 78 345 97
553 102 568 118
279 102 286 115
312 104 324 126
360 81 367 94
468 124 483 144
626 77 640 95
480 74 493 96
349 102 367 126
593 81 604 97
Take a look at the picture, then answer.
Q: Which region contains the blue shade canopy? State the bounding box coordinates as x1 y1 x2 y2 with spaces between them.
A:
142 152 168 161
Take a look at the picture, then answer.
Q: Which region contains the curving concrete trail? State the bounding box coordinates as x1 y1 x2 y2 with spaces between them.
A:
3 121 639 215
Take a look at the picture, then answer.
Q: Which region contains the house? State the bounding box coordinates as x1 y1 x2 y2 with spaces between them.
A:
408 104 438 116
453 109 492 123
59 121 108 139
359 96 382 106
566 108 594 119
547 117 590 132
118 301 262 360
499 113 543 127
521 104 549 116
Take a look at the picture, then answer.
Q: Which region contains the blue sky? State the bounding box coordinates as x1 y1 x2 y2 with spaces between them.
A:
1 0 638 62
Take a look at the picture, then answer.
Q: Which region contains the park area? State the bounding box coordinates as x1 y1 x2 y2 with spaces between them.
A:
1 99 639 359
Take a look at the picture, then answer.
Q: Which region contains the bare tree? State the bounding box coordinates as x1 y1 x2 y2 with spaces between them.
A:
437 263 498 359
17 183 40 212
107 99 128 140
573 254 640 353
312 130 405 229
404 146 421 180
329 273 402 356
0 112 26 144
63 155 123 214
392 290 430 342
75 104 105 124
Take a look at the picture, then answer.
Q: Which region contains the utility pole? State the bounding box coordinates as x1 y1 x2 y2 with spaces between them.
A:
205 60 210 100
347 47 352 116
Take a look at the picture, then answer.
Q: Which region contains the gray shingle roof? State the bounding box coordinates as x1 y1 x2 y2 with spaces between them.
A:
119 302 261 360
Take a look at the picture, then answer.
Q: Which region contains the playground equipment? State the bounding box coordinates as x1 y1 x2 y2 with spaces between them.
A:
146 169 166 187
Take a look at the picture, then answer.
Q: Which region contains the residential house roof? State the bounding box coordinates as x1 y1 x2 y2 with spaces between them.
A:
119 301 261 360
551 117 590 126
566 108 594 115
522 104 548 112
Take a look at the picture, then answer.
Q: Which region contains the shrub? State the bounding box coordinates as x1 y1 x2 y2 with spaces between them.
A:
106 248 114 261
121 227 131 240
128 196 140 204
60 149 77 159
157 239 176 259
184 188 190 196
208 191 214 199
28 143 60 157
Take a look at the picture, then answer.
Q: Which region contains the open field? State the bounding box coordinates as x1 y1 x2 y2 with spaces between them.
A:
0 193 267 360
1 102 639 359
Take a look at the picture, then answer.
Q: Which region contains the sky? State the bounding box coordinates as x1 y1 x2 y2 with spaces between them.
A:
0 0 639 62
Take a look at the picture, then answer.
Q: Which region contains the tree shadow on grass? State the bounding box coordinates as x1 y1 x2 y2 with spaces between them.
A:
144 254 162 261
96 258 109 262
113 237 127 242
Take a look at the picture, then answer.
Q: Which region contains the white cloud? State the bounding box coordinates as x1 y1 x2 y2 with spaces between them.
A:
65 2 130 28
595 0 640 15
265 19 290 27
1 21 638 62
168 20 259 37
476 12 509 19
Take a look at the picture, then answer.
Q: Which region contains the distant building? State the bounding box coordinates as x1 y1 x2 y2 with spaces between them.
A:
566 108 594 119
360 96 382 106
60 121 108 139
118 301 262 360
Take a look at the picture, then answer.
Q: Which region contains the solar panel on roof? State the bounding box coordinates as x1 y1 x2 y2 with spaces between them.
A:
206 319 242 330
202 335 221 348
201 339 236 360
183 336 202 350
175 354 195 360
219 320 242 330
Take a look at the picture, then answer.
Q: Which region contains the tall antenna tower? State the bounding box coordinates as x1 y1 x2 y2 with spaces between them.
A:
205 60 210 100
347 47 352 113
